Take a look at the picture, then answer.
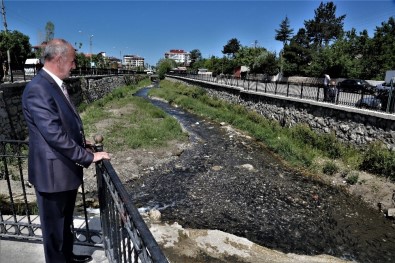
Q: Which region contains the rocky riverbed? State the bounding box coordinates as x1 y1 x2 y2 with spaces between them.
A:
84 87 395 262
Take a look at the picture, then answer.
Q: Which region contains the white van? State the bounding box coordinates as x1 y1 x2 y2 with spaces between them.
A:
24 58 41 76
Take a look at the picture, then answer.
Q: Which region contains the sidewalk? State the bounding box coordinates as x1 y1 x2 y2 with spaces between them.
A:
0 239 108 263
0 215 108 263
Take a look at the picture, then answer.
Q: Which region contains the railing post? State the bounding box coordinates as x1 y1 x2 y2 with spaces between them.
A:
94 134 104 152
93 134 108 253
265 80 267 93
256 79 258 92
317 86 321 101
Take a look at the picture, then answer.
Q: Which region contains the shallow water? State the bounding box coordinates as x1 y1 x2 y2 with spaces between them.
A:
129 88 395 262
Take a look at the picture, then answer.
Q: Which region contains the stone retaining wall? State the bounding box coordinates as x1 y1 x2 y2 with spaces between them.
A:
0 76 128 140
168 77 395 150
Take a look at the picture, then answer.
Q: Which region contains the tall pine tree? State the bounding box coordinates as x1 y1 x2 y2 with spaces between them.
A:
304 1 346 48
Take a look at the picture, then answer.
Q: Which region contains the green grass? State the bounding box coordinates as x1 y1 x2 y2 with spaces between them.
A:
81 78 187 152
149 79 395 180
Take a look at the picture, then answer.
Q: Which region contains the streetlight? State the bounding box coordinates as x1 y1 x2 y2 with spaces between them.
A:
89 34 94 68
78 31 94 68
119 47 129 69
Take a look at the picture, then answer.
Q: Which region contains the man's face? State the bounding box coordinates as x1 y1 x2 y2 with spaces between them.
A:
58 46 76 79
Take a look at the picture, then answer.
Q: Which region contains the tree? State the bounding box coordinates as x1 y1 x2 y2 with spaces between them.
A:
275 16 294 74
275 16 294 46
75 52 90 68
190 57 207 72
234 46 263 69
234 46 278 75
45 21 55 42
369 17 395 79
222 38 240 58
252 52 279 76
156 58 177 79
0 30 32 68
304 1 346 48
282 28 312 76
190 49 202 66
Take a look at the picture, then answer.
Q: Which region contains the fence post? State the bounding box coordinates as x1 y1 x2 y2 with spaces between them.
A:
300 82 304 98
265 80 267 93
256 79 258 92
317 86 321 101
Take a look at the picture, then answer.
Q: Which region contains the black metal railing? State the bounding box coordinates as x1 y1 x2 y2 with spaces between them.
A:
93 136 168 263
0 138 168 262
1 64 147 83
0 139 101 245
167 73 395 114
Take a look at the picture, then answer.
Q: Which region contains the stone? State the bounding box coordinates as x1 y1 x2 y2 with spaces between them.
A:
211 165 223 171
387 208 395 218
237 164 254 171
149 209 161 221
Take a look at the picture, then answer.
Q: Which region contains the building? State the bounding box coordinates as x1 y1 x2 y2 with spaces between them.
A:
123 55 145 68
165 49 191 65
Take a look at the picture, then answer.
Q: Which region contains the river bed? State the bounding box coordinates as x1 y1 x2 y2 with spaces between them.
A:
126 88 395 263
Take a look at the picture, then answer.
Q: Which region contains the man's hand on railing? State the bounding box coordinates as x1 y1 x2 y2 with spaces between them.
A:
88 135 111 162
93 151 110 162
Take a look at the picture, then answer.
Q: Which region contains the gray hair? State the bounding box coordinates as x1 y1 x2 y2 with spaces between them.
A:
43 39 71 61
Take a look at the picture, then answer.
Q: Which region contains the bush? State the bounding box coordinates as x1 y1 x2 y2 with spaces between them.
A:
346 172 359 185
318 133 344 159
360 142 395 180
322 161 339 175
290 125 344 159
290 124 319 146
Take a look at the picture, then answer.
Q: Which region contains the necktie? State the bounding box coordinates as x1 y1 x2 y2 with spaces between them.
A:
61 83 78 115
61 83 71 102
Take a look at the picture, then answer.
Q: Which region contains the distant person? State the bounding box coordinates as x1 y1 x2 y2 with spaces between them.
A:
324 74 331 102
22 38 110 263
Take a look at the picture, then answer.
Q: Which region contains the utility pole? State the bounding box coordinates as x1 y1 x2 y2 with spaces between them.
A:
89 34 93 68
1 0 12 82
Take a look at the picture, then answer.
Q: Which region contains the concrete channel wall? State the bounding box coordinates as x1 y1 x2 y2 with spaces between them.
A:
0 76 127 140
168 76 395 151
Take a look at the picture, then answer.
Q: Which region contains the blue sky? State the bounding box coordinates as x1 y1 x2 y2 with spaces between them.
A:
4 0 395 66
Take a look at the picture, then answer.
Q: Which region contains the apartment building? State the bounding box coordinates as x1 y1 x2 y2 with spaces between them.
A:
123 54 145 68
164 49 191 65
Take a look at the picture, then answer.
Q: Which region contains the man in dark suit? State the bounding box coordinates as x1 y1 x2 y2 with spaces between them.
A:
22 39 110 263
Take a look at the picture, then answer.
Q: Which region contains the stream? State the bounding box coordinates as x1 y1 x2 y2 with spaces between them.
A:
127 88 395 263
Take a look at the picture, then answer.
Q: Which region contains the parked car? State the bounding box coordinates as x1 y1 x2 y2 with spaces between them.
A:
24 58 42 76
355 95 382 110
375 87 395 112
337 79 375 94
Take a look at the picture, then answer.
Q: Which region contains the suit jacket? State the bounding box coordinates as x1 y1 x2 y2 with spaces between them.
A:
22 70 94 193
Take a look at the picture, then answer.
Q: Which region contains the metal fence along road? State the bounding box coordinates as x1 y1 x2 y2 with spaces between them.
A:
167 72 395 114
